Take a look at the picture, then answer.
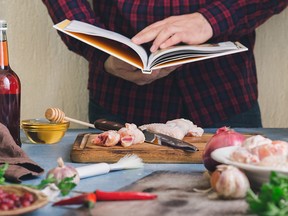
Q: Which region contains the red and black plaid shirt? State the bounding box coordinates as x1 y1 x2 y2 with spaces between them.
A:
42 0 287 127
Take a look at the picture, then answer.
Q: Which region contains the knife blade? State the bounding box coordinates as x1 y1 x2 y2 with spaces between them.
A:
94 119 155 143
148 130 198 152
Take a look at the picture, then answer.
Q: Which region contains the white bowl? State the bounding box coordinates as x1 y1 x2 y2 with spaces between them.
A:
211 146 288 189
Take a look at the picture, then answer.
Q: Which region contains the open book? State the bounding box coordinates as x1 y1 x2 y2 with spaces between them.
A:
54 20 248 74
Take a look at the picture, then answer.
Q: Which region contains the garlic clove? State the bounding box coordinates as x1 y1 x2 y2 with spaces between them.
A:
47 157 80 184
211 165 250 199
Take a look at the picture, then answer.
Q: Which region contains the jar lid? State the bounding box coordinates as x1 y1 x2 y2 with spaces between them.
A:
0 20 7 30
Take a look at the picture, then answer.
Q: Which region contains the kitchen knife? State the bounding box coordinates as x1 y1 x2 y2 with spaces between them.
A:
149 130 198 152
94 119 198 152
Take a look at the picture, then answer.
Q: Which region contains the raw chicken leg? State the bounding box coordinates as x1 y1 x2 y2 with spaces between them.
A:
118 123 145 147
139 118 203 140
90 131 120 146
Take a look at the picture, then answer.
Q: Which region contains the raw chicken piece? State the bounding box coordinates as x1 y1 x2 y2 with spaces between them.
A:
91 131 120 146
230 147 260 164
118 123 145 147
251 144 276 160
241 135 272 150
139 123 185 140
166 118 204 137
251 140 288 160
272 140 288 155
258 155 288 169
230 135 288 168
139 118 203 140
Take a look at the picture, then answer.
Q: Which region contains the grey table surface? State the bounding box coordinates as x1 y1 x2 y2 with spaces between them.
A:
18 128 288 215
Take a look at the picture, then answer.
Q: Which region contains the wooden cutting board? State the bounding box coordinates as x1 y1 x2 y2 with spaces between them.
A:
70 133 214 163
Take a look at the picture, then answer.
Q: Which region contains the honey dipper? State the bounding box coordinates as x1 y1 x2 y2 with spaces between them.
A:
45 108 95 128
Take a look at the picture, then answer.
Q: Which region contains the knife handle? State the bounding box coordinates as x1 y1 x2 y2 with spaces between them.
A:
94 119 124 131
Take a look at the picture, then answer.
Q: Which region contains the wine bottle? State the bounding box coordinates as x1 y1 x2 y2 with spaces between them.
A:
0 20 21 147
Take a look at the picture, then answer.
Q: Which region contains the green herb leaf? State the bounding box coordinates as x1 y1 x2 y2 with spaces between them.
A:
23 174 57 190
24 174 77 196
0 163 8 184
246 171 288 216
36 174 57 189
57 175 77 196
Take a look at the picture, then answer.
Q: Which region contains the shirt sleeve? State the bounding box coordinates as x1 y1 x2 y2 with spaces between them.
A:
198 0 288 38
42 0 106 62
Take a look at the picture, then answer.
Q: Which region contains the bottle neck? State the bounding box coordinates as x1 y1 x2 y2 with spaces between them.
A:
0 30 9 69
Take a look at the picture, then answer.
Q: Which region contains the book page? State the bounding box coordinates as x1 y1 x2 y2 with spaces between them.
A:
150 45 248 70
63 20 148 68
148 42 240 67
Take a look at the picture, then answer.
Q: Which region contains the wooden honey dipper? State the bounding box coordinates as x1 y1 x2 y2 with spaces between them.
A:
45 108 95 128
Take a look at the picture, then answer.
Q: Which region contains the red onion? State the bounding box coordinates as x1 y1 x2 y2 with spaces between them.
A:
203 127 245 172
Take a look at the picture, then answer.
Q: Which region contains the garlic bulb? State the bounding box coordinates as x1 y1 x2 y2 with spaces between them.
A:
210 165 250 199
47 157 80 184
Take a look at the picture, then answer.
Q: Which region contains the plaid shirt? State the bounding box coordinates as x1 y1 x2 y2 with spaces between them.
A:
42 0 287 127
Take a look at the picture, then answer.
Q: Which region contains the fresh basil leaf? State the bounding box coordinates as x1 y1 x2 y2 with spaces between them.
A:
247 171 288 216
0 163 8 184
57 175 77 196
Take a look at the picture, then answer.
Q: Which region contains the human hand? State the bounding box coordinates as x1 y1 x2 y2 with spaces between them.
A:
104 56 179 85
131 12 213 52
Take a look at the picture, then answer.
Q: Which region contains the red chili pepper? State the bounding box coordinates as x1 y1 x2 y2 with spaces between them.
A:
95 190 157 201
53 192 97 208
53 190 157 208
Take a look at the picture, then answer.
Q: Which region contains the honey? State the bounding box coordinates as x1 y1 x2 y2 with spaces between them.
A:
21 119 69 144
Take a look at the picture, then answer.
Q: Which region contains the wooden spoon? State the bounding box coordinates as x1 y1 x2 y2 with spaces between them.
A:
45 108 95 128
0 185 48 216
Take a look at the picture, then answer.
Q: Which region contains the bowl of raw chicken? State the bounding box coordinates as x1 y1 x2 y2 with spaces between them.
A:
211 135 288 189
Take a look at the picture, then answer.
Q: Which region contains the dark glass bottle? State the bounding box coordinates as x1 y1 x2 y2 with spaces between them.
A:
0 20 21 147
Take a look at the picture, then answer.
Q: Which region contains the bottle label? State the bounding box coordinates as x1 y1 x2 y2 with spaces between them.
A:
0 41 8 67
0 41 8 66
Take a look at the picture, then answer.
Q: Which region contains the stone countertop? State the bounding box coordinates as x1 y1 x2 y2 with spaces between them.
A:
20 128 288 215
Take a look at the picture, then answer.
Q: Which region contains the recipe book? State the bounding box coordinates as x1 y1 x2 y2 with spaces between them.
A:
54 19 248 74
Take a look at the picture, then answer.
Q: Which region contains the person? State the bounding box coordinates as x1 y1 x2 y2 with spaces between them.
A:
42 0 287 128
